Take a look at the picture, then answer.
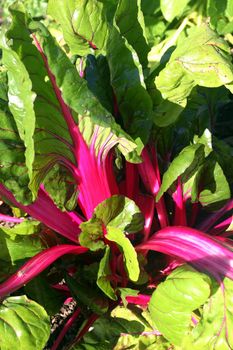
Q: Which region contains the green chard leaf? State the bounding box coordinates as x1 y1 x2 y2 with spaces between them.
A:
65 274 109 315
5 2 75 204
191 153 231 210
74 306 171 350
0 219 41 239
1 37 35 185
106 24 153 148
157 143 205 201
156 25 233 107
97 246 117 300
149 265 211 347
115 0 150 69
79 195 144 250
0 228 43 265
189 277 233 350
106 226 140 282
160 0 191 22
47 0 110 56
0 296 50 350
24 275 63 316
32 20 139 162
85 55 114 114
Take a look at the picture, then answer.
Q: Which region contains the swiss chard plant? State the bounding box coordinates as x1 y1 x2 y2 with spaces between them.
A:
0 0 233 349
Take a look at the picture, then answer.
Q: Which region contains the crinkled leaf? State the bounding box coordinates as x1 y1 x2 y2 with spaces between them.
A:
106 226 140 282
65 274 109 315
0 295 50 350
156 25 233 106
95 195 144 233
97 246 117 300
190 277 233 349
79 218 105 251
0 108 32 204
43 164 77 211
106 25 153 148
157 144 205 201
148 265 211 346
160 0 191 22
80 195 144 250
47 0 110 56
115 0 149 68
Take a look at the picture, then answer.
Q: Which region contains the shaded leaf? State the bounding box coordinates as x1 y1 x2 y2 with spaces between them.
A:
65 274 109 315
106 25 153 148
157 144 205 201
115 0 149 68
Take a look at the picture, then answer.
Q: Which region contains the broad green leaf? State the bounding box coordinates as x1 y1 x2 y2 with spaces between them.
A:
24 275 63 316
65 274 109 315
191 277 233 350
153 99 184 127
157 143 205 201
156 25 233 107
97 246 117 300
160 0 191 22
115 0 149 68
79 195 144 250
106 226 140 282
0 295 50 350
47 0 110 56
32 21 139 162
106 25 153 147
192 154 231 209
1 34 35 187
149 265 211 346
6 3 75 201
0 229 43 264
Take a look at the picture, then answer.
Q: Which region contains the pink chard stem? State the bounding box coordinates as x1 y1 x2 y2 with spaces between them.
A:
0 184 83 242
0 245 88 299
138 147 169 228
172 177 187 226
137 226 233 280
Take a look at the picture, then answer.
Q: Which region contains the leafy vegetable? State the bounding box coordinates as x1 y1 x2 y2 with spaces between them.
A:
0 1 232 349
